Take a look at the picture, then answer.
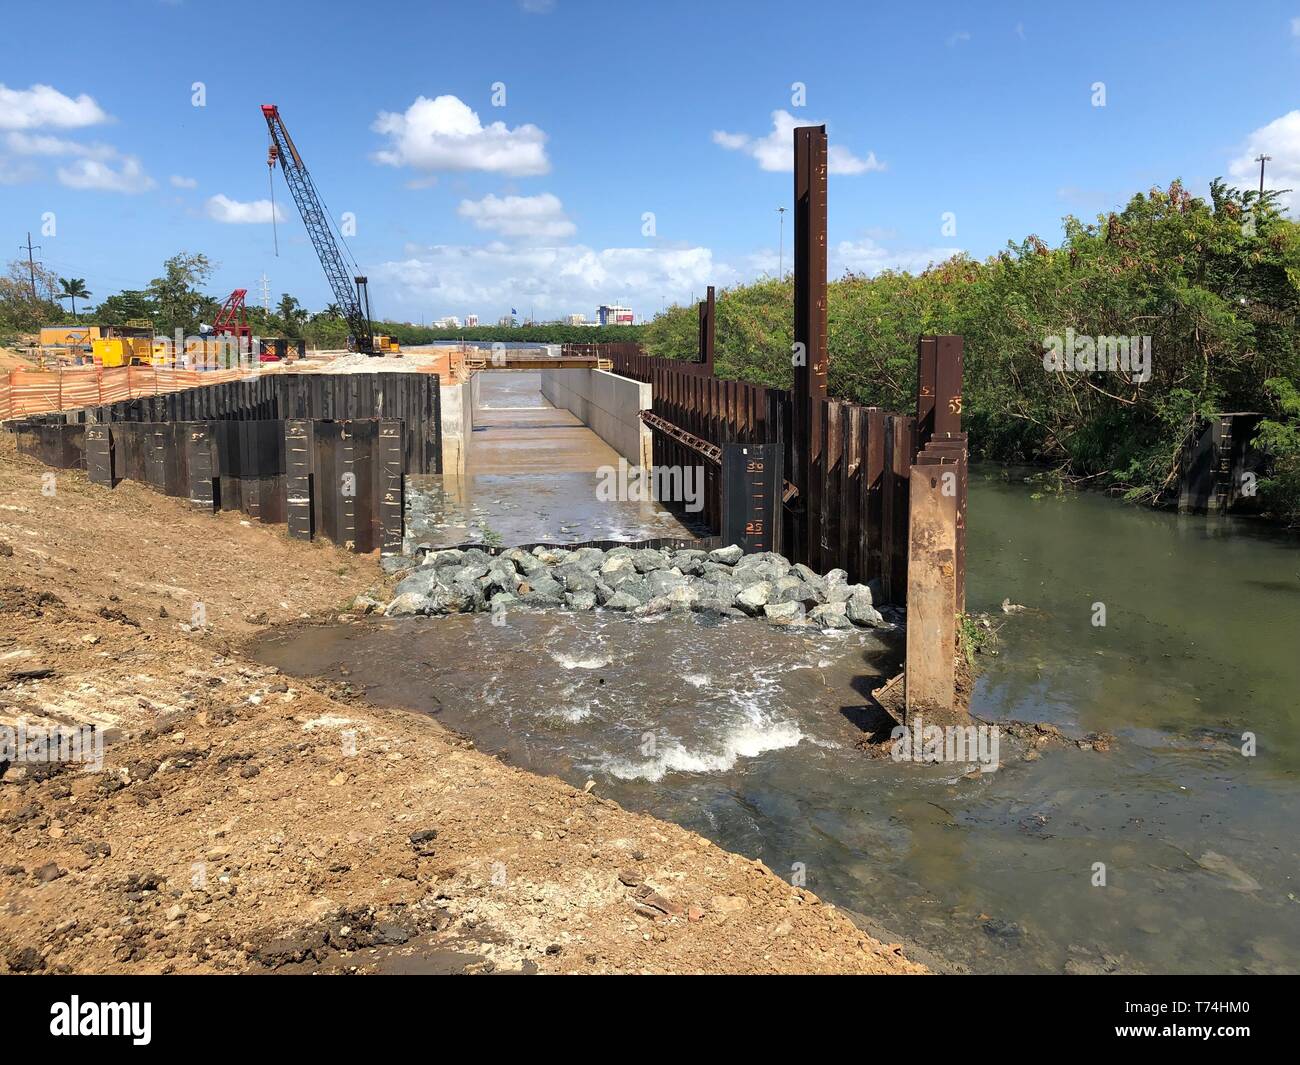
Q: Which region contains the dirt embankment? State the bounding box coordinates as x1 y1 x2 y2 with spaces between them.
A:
0 440 923 974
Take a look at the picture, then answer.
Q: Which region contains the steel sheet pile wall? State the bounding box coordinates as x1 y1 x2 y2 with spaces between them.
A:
574 339 964 609
6 372 440 555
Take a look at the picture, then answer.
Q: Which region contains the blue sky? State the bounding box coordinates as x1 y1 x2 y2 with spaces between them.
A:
1 0 1298 324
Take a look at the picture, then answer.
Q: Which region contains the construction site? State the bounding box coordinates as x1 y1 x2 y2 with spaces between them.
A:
0 96 959 981
2 5 1296 1022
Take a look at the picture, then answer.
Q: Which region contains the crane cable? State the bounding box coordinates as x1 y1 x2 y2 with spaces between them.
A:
267 132 280 257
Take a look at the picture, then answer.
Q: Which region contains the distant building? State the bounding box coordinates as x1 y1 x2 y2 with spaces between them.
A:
498 314 517 328
566 313 586 326
597 304 634 325
465 314 479 328
433 315 461 329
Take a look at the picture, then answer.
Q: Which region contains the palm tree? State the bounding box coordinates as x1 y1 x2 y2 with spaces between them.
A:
57 277 91 321
324 302 343 320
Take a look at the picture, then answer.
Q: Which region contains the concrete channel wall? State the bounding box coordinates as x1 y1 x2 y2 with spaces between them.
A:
439 372 481 475
539 368 652 467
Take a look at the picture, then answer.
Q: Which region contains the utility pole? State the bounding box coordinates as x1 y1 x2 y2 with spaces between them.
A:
777 206 787 280
259 273 271 313
19 232 41 300
1256 154 1271 195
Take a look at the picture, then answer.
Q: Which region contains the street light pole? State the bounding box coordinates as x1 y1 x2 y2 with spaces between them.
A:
1256 154 1271 195
777 206 787 280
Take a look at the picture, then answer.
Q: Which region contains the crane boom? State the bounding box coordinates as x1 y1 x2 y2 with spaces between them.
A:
261 104 375 354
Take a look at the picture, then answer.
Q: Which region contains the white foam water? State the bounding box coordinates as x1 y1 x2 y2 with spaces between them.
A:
549 651 612 670
595 718 804 782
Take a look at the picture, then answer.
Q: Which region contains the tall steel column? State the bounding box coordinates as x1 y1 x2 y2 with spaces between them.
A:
792 125 828 566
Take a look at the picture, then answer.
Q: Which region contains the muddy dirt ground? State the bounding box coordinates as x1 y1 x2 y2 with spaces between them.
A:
0 440 923 975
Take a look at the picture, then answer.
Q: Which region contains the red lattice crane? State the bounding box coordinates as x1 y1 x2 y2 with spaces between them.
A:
213 288 253 352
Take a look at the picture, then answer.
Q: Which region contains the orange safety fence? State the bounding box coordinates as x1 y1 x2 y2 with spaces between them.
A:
0 351 463 421
0 365 283 420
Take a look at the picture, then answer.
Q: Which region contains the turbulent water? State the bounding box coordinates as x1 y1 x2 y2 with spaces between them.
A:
259 468 1300 975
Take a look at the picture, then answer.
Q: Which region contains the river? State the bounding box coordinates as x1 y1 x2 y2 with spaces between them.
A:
258 466 1300 974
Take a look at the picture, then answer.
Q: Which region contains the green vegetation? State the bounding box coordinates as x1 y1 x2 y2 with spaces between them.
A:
642 180 1300 524
375 322 645 347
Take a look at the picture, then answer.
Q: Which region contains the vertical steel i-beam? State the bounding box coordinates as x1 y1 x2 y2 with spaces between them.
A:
792 125 828 567
698 285 716 373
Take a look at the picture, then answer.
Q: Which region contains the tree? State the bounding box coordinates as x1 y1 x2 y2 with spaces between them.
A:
274 293 308 337
96 289 158 327
0 259 62 336
56 277 91 321
147 252 216 334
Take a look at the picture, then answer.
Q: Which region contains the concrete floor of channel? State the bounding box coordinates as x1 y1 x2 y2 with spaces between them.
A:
404 370 703 550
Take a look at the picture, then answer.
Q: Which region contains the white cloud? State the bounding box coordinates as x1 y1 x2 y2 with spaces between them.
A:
947 31 971 47
5 131 117 159
169 174 198 188
457 192 575 240
205 193 284 223
712 110 884 175
1228 110 1300 214
375 241 734 321
832 237 962 277
0 83 109 130
372 95 549 176
56 155 154 193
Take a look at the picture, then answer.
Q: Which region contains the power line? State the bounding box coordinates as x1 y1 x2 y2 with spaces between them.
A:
18 232 41 300
1255 154 1271 195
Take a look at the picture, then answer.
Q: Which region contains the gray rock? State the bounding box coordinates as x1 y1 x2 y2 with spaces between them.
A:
393 568 441 599
846 589 885 627
380 555 417 575
826 583 855 605
554 564 597 594
665 584 700 610
607 573 651 602
809 603 853 629
733 559 783 585
631 548 669 573
791 563 821 585
452 561 491 584
604 591 641 612
692 596 743 618
669 550 707 576
486 562 520 593
384 592 431 617
564 591 597 611
698 575 739 606
599 555 636 577
532 546 572 565
504 548 546 576
763 601 806 626
634 596 672 618
450 579 487 612
708 544 744 565
519 588 563 608
644 569 686 597
571 547 607 569
775 576 822 606
489 591 519 612
824 568 848 587
735 581 773 615
427 549 465 569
